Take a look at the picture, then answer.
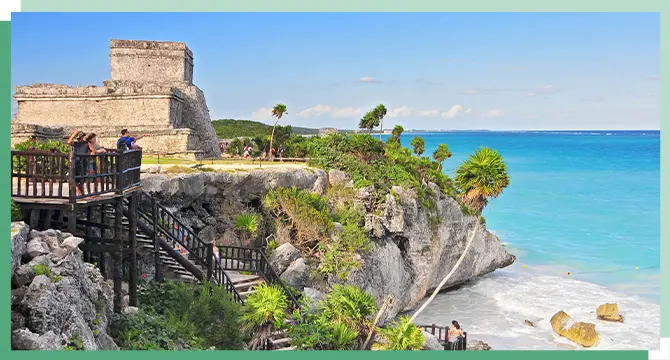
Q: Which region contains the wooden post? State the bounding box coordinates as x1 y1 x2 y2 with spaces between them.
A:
152 200 163 281
68 152 76 203
67 206 76 235
128 193 138 307
98 204 106 275
84 206 93 262
206 242 214 281
113 197 123 313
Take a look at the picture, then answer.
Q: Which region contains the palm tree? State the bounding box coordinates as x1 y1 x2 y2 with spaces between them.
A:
388 125 404 144
269 104 288 161
454 146 510 214
358 112 379 134
432 143 453 171
372 104 387 140
409 137 425 157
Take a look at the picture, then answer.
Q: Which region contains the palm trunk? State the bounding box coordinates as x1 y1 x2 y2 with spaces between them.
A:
379 119 383 141
269 119 280 162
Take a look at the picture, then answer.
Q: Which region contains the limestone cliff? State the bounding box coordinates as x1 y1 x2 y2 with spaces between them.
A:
11 223 119 350
140 167 515 320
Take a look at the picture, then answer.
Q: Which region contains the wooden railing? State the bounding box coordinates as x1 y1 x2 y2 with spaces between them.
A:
418 324 467 351
218 245 301 310
133 191 243 304
10 149 143 202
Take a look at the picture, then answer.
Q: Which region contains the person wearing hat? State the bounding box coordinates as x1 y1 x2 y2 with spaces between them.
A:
67 129 91 196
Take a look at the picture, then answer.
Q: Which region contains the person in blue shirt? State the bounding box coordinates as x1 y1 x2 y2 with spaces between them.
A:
117 129 148 151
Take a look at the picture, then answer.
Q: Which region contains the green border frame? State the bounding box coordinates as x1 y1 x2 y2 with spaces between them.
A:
3 1 665 358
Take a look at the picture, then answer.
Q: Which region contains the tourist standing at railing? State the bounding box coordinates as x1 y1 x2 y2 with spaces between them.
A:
84 133 106 185
117 128 148 151
448 320 465 350
67 129 90 197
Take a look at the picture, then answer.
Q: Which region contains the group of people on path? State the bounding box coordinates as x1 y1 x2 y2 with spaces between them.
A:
66 128 147 196
236 142 285 161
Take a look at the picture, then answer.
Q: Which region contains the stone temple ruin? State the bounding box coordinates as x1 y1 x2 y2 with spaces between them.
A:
12 39 220 158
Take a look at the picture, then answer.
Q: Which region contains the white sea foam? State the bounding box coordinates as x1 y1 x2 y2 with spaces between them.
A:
410 267 660 350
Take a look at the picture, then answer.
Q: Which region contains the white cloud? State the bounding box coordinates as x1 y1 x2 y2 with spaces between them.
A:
387 106 415 118
526 92 536 97
482 109 504 118
465 108 471 114
441 104 464 119
463 89 478 95
296 104 364 118
251 107 273 121
539 85 557 92
646 74 660 81
358 76 382 83
416 109 440 117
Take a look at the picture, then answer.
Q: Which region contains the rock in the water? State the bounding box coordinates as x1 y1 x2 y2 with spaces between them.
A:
525 319 534 327
280 258 309 290
422 331 443 350
596 303 624 323
467 340 492 351
550 310 599 347
269 243 302 276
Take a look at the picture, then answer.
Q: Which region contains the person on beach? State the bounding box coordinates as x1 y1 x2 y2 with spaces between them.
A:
448 320 465 350
67 129 90 196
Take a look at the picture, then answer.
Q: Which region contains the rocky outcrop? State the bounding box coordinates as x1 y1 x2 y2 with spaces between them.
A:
596 303 624 323
422 331 443 350
11 224 118 350
467 340 492 351
140 168 515 321
550 310 599 348
269 243 302 276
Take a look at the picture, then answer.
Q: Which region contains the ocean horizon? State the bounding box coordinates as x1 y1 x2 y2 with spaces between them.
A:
385 130 660 350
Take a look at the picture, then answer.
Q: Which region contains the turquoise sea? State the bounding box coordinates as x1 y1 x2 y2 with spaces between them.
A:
389 131 660 350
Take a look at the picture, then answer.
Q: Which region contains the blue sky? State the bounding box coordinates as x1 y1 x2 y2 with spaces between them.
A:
11 12 660 130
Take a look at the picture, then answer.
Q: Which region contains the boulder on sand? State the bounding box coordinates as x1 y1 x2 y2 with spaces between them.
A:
596 303 624 323
550 310 599 348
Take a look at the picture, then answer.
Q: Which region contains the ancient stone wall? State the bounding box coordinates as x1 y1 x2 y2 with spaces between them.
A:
14 85 183 129
12 39 221 158
109 39 194 84
10 123 65 148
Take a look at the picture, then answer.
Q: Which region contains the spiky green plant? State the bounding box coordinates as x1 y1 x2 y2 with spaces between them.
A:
454 146 510 214
241 282 289 350
376 316 425 350
321 284 377 331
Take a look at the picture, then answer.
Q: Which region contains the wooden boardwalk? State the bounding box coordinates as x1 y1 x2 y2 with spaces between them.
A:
12 179 140 205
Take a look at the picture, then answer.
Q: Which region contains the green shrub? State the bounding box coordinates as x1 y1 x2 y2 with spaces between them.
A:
114 280 243 350
11 200 23 222
376 316 425 350
288 284 376 350
241 282 288 331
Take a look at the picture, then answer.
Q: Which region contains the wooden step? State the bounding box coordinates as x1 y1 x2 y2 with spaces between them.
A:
239 289 256 297
234 279 264 290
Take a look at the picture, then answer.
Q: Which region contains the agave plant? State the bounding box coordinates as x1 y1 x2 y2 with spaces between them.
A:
240 282 288 349
376 316 425 350
321 284 377 332
235 213 259 246
454 146 510 214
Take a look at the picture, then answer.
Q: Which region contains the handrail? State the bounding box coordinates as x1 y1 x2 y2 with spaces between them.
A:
217 245 301 310
10 149 142 201
133 190 243 303
417 324 467 351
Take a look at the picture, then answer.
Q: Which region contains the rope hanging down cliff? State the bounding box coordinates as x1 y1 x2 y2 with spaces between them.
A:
407 214 481 325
